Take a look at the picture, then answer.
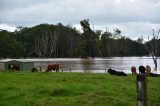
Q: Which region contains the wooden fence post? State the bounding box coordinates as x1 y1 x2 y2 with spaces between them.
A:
137 75 147 106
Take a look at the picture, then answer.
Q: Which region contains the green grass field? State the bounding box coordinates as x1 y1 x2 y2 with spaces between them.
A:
0 71 160 106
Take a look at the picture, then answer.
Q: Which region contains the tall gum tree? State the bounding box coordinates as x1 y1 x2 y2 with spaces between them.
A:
76 19 97 58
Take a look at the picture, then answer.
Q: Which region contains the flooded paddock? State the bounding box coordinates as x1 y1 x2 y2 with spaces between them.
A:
0 57 160 74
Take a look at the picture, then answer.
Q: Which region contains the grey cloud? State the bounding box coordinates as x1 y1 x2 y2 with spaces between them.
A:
1 0 160 23
0 0 160 39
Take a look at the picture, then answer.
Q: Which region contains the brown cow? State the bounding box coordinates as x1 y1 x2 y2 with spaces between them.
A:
46 64 59 72
146 65 151 75
131 66 137 75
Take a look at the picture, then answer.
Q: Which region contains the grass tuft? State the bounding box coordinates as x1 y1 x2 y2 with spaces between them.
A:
49 88 69 96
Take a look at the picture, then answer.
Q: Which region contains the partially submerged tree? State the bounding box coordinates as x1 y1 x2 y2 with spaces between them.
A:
76 19 98 58
142 29 160 71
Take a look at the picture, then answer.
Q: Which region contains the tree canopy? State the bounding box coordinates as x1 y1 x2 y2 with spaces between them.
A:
0 20 159 58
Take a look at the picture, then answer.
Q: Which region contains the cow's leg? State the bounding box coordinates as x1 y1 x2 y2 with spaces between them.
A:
56 69 59 72
51 69 54 72
46 69 51 72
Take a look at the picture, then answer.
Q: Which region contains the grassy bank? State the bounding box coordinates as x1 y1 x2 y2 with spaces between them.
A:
0 71 160 106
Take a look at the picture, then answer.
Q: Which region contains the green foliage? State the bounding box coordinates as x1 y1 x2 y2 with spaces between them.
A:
76 19 99 57
13 23 80 57
0 20 158 58
0 30 23 58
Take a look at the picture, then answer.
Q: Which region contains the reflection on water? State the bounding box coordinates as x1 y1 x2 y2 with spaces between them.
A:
0 57 160 73
81 59 94 73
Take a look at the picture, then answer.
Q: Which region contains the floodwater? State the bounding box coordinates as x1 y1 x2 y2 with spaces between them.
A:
0 57 160 74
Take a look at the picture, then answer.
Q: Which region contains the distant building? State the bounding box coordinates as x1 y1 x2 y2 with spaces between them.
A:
0 60 34 71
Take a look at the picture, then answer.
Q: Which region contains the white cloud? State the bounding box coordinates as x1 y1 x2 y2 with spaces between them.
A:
154 1 160 7
0 24 17 32
130 0 136 3
107 22 160 40
115 0 121 5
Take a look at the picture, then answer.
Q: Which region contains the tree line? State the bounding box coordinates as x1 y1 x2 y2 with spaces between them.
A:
0 19 160 58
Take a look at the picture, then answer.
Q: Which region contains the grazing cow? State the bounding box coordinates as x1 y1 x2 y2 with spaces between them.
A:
31 67 38 72
131 66 137 75
107 68 127 76
8 64 20 71
46 64 59 72
139 65 146 74
146 65 151 75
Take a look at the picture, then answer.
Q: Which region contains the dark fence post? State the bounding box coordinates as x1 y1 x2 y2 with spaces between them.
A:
137 75 147 106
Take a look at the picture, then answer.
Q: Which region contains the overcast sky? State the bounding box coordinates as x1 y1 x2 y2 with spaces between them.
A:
0 0 160 39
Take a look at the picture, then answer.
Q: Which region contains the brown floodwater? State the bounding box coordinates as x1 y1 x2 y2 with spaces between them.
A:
0 57 159 74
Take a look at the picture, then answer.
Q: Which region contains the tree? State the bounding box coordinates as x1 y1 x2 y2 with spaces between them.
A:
113 28 121 39
100 28 113 57
76 19 98 58
14 23 80 58
0 22 156 58
136 37 143 44
0 30 23 58
34 31 58 57
142 29 160 71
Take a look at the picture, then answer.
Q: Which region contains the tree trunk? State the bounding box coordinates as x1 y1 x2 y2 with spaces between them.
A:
154 60 157 71
153 58 157 71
